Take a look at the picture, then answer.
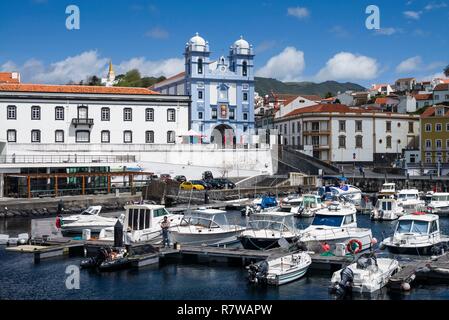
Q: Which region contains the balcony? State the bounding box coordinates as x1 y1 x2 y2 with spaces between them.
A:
303 130 330 135
72 118 94 128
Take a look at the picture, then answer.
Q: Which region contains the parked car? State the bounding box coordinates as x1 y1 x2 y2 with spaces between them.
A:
215 178 236 189
206 179 224 189
180 181 205 191
202 171 214 180
191 180 212 190
160 174 172 182
174 175 187 183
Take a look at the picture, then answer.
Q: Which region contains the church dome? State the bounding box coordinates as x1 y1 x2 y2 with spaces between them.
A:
187 33 208 52
233 36 250 50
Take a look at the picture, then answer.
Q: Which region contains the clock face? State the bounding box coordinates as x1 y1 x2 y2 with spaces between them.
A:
221 66 226 72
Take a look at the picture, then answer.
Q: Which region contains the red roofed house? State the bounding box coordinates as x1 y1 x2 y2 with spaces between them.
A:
414 93 434 109
433 83 449 104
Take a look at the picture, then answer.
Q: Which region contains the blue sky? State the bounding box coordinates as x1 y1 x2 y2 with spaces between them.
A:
0 0 448 86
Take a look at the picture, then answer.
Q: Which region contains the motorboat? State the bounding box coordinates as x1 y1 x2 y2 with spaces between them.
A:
381 213 449 255
427 192 449 215
280 195 303 213
239 212 299 250
81 247 130 272
99 204 183 243
60 208 124 236
247 252 312 286
330 253 400 295
170 208 245 246
371 196 404 221
396 189 425 212
299 201 373 254
320 184 362 203
242 196 279 216
378 183 396 198
296 194 325 218
61 206 103 224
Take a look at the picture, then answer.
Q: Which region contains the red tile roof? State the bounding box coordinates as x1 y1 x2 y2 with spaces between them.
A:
283 104 366 117
434 83 449 91
414 93 433 101
421 105 449 118
276 94 299 105
375 98 388 104
0 72 20 84
0 83 159 95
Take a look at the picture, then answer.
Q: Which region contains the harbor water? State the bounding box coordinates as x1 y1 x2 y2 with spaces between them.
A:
1 212 449 300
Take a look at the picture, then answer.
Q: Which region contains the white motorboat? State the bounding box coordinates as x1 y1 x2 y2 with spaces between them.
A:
247 252 312 286
243 196 279 216
381 213 449 255
329 184 362 202
299 201 373 253
170 209 245 246
60 207 124 236
378 183 396 197
371 196 404 221
296 194 325 217
61 206 103 225
239 212 300 250
427 192 449 215
396 189 425 212
330 253 400 294
281 195 303 213
99 204 183 243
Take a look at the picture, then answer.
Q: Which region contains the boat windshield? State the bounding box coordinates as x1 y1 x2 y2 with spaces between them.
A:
311 214 344 227
377 201 393 210
249 214 295 231
432 195 449 202
398 193 416 200
81 208 99 215
303 196 320 208
181 216 218 228
396 220 429 234
184 212 228 227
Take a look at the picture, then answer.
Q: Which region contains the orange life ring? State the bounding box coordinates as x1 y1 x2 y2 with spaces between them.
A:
347 239 363 254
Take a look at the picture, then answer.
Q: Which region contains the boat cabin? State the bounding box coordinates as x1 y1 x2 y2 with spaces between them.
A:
80 206 102 216
124 204 172 232
376 198 399 211
310 202 357 228
397 189 420 202
180 209 230 229
380 183 396 193
302 194 322 209
394 214 440 236
430 193 449 203
247 212 296 232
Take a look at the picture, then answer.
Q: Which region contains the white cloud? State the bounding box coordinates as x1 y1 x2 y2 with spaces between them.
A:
145 27 169 39
329 26 350 38
287 7 310 19
374 27 402 36
254 40 277 54
3 51 184 84
256 47 305 81
403 10 422 19
315 52 379 81
396 56 422 73
425 2 447 10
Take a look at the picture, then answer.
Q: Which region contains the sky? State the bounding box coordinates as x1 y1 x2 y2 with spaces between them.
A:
0 0 448 87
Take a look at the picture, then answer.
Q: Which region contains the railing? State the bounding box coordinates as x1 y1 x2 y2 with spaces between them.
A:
72 118 94 127
0 154 136 164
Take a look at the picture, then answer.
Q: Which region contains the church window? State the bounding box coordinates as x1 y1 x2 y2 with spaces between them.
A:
198 59 203 74
242 61 248 76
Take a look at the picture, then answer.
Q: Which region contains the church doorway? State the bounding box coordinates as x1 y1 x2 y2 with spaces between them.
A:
211 124 235 148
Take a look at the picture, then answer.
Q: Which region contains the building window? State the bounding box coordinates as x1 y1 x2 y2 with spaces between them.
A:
339 120 346 132
425 139 432 148
292 137 295 145
198 90 203 100
145 108 154 122
101 107 110 121
338 136 346 148
167 109 176 122
311 122 319 132
297 122 301 133
243 125 248 132
446 123 449 132
124 108 132 121
101 130 110 143
312 136 320 146
55 130 64 143
355 120 362 132
31 106 41 120
292 123 295 134
446 139 449 149
425 123 432 132
284 124 287 134
145 131 154 144
31 130 41 143
435 95 440 101
212 108 217 119
436 123 442 132
242 61 248 76
55 107 64 120
355 136 363 148
7 105 16 119
386 136 392 148
76 130 90 143
408 121 414 133
7 130 16 142
229 109 235 120
436 139 442 149
198 111 203 119
386 121 391 132
243 92 248 101
167 131 175 143
78 106 88 119
243 113 248 121
198 58 203 74
123 131 133 143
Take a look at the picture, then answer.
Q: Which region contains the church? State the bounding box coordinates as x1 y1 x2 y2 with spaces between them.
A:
152 33 255 146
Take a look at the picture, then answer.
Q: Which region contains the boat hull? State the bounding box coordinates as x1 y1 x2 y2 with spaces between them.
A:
271 266 309 285
300 230 373 253
170 229 243 246
383 243 437 255
239 236 296 250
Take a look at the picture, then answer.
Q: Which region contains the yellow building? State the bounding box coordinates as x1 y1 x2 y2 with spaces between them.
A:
421 105 449 163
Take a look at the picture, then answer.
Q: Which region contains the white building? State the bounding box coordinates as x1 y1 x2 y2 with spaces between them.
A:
414 93 434 110
395 77 416 92
274 95 321 118
433 84 449 104
369 83 394 96
398 94 417 113
273 104 420 163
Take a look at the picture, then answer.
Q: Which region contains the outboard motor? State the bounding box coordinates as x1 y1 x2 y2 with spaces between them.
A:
431 243 449 256
247 260 269 285
334 267 354 297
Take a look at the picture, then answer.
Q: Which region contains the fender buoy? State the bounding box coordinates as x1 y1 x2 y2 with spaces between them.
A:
347 239 362 254
55 216 61 229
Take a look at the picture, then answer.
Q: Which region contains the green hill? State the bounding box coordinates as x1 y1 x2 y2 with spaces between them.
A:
255 77 366 97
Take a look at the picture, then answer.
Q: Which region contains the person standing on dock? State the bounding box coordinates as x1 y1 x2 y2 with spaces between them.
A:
160 216 171 248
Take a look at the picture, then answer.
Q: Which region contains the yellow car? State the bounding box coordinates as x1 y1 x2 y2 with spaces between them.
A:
180 181 205 191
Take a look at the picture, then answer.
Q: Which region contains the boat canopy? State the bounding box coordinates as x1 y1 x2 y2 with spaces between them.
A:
185 209 229 227
248 213 295 231
81 206 102 215
395 219 438 235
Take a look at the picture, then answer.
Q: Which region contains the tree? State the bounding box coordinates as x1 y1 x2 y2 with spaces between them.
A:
325 92 333 99
444 65 449 77
86 75 102 86
334 98 341 104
